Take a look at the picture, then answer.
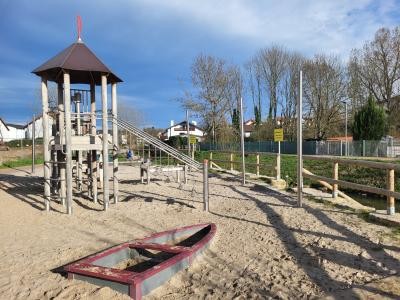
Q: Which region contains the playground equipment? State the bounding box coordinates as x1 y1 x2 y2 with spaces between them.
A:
32 19 202 214
65 223 216 299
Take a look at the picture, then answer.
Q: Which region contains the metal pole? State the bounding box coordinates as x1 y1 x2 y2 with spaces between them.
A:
203 159 209 212
31 114 35 174
297 71 303 207
186 109 190 157
345 101 348 156
101 74 109 211
239 97 245 185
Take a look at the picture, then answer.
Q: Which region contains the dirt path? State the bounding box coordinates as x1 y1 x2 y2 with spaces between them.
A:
0 165 399 299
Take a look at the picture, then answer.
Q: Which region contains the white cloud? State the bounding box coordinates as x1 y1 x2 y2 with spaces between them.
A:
132 0 399 57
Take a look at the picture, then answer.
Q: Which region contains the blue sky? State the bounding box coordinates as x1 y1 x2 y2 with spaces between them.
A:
0 0 399 128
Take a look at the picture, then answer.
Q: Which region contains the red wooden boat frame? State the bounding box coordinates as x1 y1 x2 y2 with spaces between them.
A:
64 223 216 299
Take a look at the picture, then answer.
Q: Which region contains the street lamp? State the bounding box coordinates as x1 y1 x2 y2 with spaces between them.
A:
341 100 349 156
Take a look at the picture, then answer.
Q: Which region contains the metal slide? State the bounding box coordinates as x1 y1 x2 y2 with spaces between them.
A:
113 117 202 171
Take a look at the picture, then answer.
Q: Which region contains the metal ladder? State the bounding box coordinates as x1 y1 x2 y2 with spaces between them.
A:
112 116 202 171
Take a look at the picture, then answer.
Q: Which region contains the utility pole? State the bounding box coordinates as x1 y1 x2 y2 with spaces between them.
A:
239 97 245 185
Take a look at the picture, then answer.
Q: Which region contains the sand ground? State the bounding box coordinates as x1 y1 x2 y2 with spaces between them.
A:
0 164 399 299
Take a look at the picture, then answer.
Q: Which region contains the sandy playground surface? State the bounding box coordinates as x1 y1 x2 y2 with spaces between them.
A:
0 163 399 299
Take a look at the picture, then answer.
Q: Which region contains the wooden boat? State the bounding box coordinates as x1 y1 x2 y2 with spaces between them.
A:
64 223 216 299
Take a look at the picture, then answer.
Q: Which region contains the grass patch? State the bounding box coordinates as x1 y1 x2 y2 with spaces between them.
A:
0 156 44 169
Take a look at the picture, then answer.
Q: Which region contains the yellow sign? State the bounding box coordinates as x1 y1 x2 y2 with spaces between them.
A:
274 128 284 142
189 136 197 144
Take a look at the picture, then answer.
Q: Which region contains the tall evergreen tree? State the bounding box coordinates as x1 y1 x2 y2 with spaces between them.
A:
254 105 261 126
353 96 388 140
232 108 240 133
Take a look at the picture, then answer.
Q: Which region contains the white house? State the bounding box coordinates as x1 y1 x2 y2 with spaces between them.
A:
0 115 55 142
0 118 25 142
24 115 55 139
160 120 205 142
243 120 255 138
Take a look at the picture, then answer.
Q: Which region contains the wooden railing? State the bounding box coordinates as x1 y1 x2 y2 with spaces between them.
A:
303 155 399 215
207 150 280 179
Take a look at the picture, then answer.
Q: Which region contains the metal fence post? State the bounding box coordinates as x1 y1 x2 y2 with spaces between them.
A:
203 159 209 212
363 140 366 157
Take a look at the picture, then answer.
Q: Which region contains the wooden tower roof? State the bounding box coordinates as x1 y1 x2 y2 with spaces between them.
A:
32 41 122 85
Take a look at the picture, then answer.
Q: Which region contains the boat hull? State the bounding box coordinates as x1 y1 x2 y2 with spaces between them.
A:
64 223 216 299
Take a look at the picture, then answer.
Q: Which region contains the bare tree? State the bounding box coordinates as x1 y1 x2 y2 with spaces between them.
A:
347 57 369 111
349 27 400 110
225 64 243 120
280 52 304 141
180 54 233 143
303 54 347 140
256 46 287 120
349 27 400 136
118 100 145 147
245 58 263 123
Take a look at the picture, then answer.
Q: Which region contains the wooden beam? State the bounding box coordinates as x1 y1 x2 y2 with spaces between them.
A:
57 82 66 207
111 83 118 204
91 82 98 204
101 74 109 211
303 172 400 199
41 78 51 211
64 72 73 215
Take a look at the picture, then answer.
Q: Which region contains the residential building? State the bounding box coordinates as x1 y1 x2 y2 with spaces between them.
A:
160 120 205 142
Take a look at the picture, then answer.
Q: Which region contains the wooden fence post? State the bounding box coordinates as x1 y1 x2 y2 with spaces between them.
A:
209 152 213 168
230 153 234 171
332 162 338 198
256 154 260 177
387 169 395 215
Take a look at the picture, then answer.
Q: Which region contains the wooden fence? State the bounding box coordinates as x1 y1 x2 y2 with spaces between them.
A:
303 155 399 214
207 150 281 180
207 151 398 214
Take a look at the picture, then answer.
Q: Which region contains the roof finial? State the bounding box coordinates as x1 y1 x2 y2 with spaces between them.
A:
77 15 83 43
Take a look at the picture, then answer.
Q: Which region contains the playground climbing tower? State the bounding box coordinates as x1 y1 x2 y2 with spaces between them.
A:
32 17 122 214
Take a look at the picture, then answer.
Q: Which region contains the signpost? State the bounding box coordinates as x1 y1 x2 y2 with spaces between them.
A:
189 136 197 144
274 128 283 180
274 128 284 142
